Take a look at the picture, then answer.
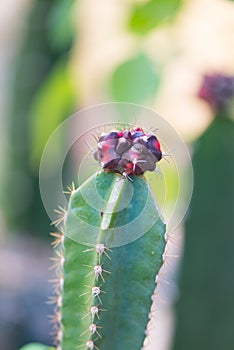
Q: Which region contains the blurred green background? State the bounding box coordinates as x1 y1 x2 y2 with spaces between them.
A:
0 0 234 349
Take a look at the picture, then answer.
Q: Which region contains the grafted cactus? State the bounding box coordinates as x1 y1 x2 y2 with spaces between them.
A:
20 126 168 350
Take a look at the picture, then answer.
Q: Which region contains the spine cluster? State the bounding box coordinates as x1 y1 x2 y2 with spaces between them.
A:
49 185 74 349
78 243 112 349
49 184 113 350
49 227 65 349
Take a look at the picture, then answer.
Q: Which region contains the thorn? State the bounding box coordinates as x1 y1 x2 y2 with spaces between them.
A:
50 324 59 335
96 243 112 263
88 162 101 167
167 253 179 258
165 232 176 245
63 182 76 195
80 286 106 305
144 329 150 336
46 295 62 307
49 272 64 293
92 133 98 142
49 251 65 270
164 232 169 243
84 139 95 153
163 251 179 262
76 339 99 350
154 167 162 178
151 291 167 304
48 311 61 324
50 327 61 348
155 274 170 285
121 172 133 182
48 278 60 284
81 305 107 321
84 264 111 282
56 339 62 350
149 127 160 133
83 243 112 264
80 323 102 338
162 152 171 158
50 231 64 248
161 152 171 164
51 206 67 227
132 158 146 172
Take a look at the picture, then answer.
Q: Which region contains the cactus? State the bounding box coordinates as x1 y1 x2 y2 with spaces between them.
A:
19 126 167 350
49 126 167 350
172 73 234 350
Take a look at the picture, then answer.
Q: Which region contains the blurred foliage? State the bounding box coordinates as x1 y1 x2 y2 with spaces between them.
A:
29 56 76 168
47 0 76 52
110 53 160 103
109 0 183 105
173 116 234 350
128 0 182 35
2 0 184 236
2 0 76 236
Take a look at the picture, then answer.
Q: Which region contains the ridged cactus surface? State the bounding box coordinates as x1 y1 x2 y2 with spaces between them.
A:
54 127 167 350
60 171 166 350
19 126 167 350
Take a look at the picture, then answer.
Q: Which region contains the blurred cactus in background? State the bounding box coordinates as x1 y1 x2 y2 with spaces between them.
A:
2 0 76 236
172 73 234 350
198 73 234 116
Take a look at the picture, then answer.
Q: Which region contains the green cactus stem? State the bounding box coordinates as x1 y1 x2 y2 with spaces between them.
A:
173 72 234 350
50 127 167 350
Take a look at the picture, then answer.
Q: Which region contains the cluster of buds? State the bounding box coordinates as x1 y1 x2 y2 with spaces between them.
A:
198 73 234 115
93 127 162 176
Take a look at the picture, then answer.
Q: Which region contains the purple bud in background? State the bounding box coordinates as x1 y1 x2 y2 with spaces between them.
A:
198 73 234 115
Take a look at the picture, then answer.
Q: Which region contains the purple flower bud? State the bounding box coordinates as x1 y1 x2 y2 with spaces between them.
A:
147 135 162 161
93 127 162 176
104 131 119 141
198 73 234 114
132 131 144 139
122 130 132 140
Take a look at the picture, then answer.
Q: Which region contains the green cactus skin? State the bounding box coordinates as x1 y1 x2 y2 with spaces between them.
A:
172 117 234 350
52 171 166 350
